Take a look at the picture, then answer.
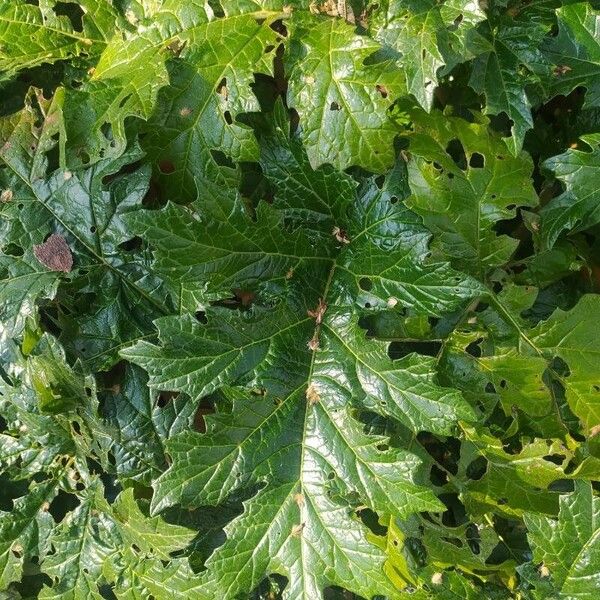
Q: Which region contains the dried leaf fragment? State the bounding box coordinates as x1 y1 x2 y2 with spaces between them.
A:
33 234 73 273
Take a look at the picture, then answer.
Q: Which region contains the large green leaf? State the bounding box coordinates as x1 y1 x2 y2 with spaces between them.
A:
0 480 58 589
525 481 600 598
370 0 485 110
540 133 600 248
286 12 404 172
121 120 482 596
0 0 119 79
0 91 167 370
529 294 600 431
542 3 600 108
467 17 549 154
402 103 538 277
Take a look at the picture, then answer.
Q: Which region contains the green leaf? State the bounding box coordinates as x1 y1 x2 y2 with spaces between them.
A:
540 133 600 249
111 489 196 560
0 92 167 370
286 13 404 172
103 365 196 486
467 18 549 154
39 481 113 600
529 294 600 431
402 103 538 277
121 143 481 596
0 480 58 589
370 0 485 110
0 0 119 79
140 11 283 200
542 3 600 109
2 4 600 598
525 481 600 598
460 425 570 517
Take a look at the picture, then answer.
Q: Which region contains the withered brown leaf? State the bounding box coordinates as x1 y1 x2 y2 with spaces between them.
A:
33 234 73 273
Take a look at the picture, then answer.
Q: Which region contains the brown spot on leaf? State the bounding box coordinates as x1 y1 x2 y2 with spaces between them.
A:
306 384 320 405
217 78 228 100
0 189 13 203
291 522 305 537
285 268 294 280
233 288 255 307
307 298 327 324
33 234 73 273
307 333 319 351
159 160 175 174
553 65 572 76
294 493 305 507
179 107 192 117
166 38 185 56
589 424 600 438
376 84 389 99
332 226 350 245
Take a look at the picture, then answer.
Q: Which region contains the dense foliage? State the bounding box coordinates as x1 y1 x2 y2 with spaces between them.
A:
1 0 600 598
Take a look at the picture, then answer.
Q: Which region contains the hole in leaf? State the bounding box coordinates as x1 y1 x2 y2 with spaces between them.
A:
465 338 483 357
118 236 143 252
469 152 485 168
49 490 80 522
194 398 215 433
542 454 566 465
156 391 178 408
388 341 441 360
3 243 23 257
430 464 447 485
357 508 387 536
119 93 132 109
548 479 574 492
210 149 235 169
466 456 487 480
53 2 84 31
359 277 373 291
445 139 467 170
